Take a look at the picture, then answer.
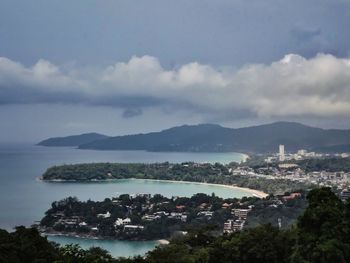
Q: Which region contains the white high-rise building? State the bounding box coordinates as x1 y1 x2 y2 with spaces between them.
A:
279 144 285 162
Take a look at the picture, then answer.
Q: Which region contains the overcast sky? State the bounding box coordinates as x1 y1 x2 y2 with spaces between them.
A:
1 0 350 143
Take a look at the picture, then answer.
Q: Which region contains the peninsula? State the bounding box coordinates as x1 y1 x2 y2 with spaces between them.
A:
39 191 307 241
41 162 311 195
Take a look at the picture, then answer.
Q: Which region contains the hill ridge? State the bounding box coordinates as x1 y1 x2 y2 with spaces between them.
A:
38 121 350 153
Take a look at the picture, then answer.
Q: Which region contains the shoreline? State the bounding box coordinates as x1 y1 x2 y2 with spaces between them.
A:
240 153 250 163
43 232 165 244
39 177 268 198
134 178 268 198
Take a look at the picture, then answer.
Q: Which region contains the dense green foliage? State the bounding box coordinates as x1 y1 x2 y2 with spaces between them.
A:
136 188 350 263
0 226 116 263
2 188 350 263
296 157 350 172
42 162 311 195
41 193 236 240
313 144 350 153
245 194 307 229
40 193 306 240
0 226 60 263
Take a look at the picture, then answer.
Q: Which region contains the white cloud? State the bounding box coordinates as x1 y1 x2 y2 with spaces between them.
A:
1 53 350 119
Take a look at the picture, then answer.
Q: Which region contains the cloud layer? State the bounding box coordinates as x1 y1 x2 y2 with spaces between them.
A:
1 54 350 119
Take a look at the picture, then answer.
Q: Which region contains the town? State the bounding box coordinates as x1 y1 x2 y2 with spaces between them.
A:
234 145 350 194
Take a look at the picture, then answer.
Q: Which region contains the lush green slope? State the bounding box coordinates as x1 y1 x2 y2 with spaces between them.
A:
2 188 350 263
38 132 109 147
37 122 350 153
312 144 350 153
41 162 311 195
78 122 350 153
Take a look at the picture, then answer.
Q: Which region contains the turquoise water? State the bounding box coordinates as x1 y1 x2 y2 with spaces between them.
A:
0 144 247 257
47 235 158 258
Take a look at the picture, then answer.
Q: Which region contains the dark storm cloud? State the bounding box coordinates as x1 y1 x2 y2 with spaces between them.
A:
1 54 350 120
1 0 350 144
1 0 350 66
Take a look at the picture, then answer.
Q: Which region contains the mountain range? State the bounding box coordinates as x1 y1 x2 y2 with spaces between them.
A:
37 122 350 153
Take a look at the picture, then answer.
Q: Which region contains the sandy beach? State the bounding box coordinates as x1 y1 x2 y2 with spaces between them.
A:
40 176 268 198
136 178 268 198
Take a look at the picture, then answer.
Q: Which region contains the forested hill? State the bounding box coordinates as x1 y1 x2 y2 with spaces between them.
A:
39 122 350 153
37 133 109 147
2 188 350 263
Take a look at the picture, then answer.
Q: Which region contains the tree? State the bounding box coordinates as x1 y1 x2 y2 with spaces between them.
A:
0 226 60 263
292 187 350 263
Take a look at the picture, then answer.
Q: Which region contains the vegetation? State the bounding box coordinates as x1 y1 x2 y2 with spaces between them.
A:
42 162 311 195
245 193 308 229
39 122 350 153
73 122 350 153
296 157 350 172
0 226 116 263
2 188 350 262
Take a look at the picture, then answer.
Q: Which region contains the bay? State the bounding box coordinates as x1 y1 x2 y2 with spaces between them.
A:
0 144 248 257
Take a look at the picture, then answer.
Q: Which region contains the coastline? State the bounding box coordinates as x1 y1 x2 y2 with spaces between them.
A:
43 231 166 244
134 178 268 198
39 177 268 198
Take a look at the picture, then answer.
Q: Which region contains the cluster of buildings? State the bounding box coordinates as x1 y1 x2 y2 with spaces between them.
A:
141 210 188 222
223 208 251 234
231 163 350 190
231 145 349 191
264 145 331 163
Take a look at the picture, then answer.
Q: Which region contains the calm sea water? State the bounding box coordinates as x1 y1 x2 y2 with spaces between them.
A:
0 144 247 257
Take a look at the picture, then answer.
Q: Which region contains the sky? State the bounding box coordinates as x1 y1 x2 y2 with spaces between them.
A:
1 0 350 143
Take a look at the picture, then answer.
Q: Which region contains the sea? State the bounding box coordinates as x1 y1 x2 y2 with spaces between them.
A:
0 143 249 258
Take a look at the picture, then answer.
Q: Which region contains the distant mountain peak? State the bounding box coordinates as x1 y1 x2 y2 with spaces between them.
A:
39 122 350 153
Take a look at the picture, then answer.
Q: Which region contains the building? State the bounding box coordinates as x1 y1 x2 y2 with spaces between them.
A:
278 163 298 169
223 219 245 233
97 211 111 218
223 220 234 234
279 145 285 162
232 220 245 232
297 149 307 155
124 225 144 232
114 217 131 227
282 193 301 201
222 203 231 209
341 190 350 201
232 209 251 220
